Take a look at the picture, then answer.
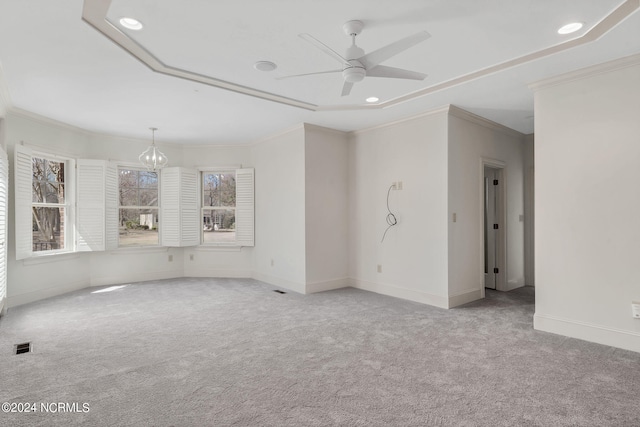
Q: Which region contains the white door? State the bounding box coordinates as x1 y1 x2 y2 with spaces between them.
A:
484 166 499 290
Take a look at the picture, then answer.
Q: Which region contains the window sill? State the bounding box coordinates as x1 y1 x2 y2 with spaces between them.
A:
22 251 81 265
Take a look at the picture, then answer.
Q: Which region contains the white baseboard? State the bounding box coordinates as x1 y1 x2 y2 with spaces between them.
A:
7 280 88 308
448 288 482 308
350 278 448 309
305 278 349 294
89 270 183 287
252 271 306 294
534 313 640 353
183 268 252 279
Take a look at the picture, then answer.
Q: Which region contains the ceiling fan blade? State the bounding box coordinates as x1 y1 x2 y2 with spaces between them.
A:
299 33 350 67
359 31 431 69
276 70 342 80
366 65 427 80
341 81 354 97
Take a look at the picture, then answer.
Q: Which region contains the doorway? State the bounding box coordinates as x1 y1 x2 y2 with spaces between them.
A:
483 164 505 291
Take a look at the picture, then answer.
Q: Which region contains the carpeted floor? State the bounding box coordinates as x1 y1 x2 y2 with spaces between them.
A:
0 278 638 426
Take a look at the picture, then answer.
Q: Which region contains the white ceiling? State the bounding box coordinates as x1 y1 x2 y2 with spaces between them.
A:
0 0 639 145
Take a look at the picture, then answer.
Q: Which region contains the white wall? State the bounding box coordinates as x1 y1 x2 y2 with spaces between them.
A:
304 124 349 292
532 55 640 353
447 107 525 307
5 112 185 306
348 110 450 307
251 126 307 293
6 113 92 306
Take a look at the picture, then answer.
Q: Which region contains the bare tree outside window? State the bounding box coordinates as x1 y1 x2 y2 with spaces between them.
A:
119 168 159 246
32 157 65 252
202 171 236 244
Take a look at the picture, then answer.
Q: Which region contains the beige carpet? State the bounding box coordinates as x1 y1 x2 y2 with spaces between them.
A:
0 278 638 426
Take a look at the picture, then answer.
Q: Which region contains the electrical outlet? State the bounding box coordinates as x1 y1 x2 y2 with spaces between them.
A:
270 259 274 267
377 264 382 273
189 254 194 261
397 181 403 190
168 254 173 262
391 182 397 190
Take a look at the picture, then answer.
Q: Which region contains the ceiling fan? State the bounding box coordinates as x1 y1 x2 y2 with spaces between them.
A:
281 20 430 97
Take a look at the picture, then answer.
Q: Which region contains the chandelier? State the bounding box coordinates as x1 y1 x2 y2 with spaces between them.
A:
139 127 168 171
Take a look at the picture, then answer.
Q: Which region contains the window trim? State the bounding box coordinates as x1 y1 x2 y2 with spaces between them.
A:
13 144 76 260
197 167 254 248
200 169 238 247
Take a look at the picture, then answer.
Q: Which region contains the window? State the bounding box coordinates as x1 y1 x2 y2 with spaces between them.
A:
202 171 236 244
31 156 70 253
118 168 159 247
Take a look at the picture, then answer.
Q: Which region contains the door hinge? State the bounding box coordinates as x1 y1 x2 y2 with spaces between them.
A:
493 268 499 274
493 224 499 230
493 179 499 185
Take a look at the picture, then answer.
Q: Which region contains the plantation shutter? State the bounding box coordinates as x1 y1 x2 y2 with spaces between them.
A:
0 146 8 312
14 144 32 260
105 163 118 250
235 168 254 247
161 167 198 247
76 159 107 251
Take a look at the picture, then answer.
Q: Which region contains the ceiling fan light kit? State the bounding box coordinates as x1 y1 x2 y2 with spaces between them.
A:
283 20 430 97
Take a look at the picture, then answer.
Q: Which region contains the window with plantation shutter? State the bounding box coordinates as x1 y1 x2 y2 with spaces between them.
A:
76 159 107 251
14 145 75 259
160 167 199 247
200 168 253 247
235 168 254 247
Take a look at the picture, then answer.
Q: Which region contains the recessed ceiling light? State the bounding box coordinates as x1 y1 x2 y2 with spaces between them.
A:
119 17 143 31
254 61 277 72
366 97 379 103
557 22 583 34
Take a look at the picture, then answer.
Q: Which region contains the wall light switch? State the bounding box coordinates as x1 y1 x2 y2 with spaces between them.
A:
377 264 382 273
168 254 173 262
453 213 457 223
632 301 640 318
189 254 194 261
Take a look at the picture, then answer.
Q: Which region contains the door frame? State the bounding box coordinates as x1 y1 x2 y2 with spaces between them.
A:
480 158 507 296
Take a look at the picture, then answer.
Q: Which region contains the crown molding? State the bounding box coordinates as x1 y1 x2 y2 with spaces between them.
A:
8 108 93 136
249 123 305 147
529 52 640 91
303 123 349 137
83 0 640 114
7 107 185 148
349 105 450 137
448 105 525 139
